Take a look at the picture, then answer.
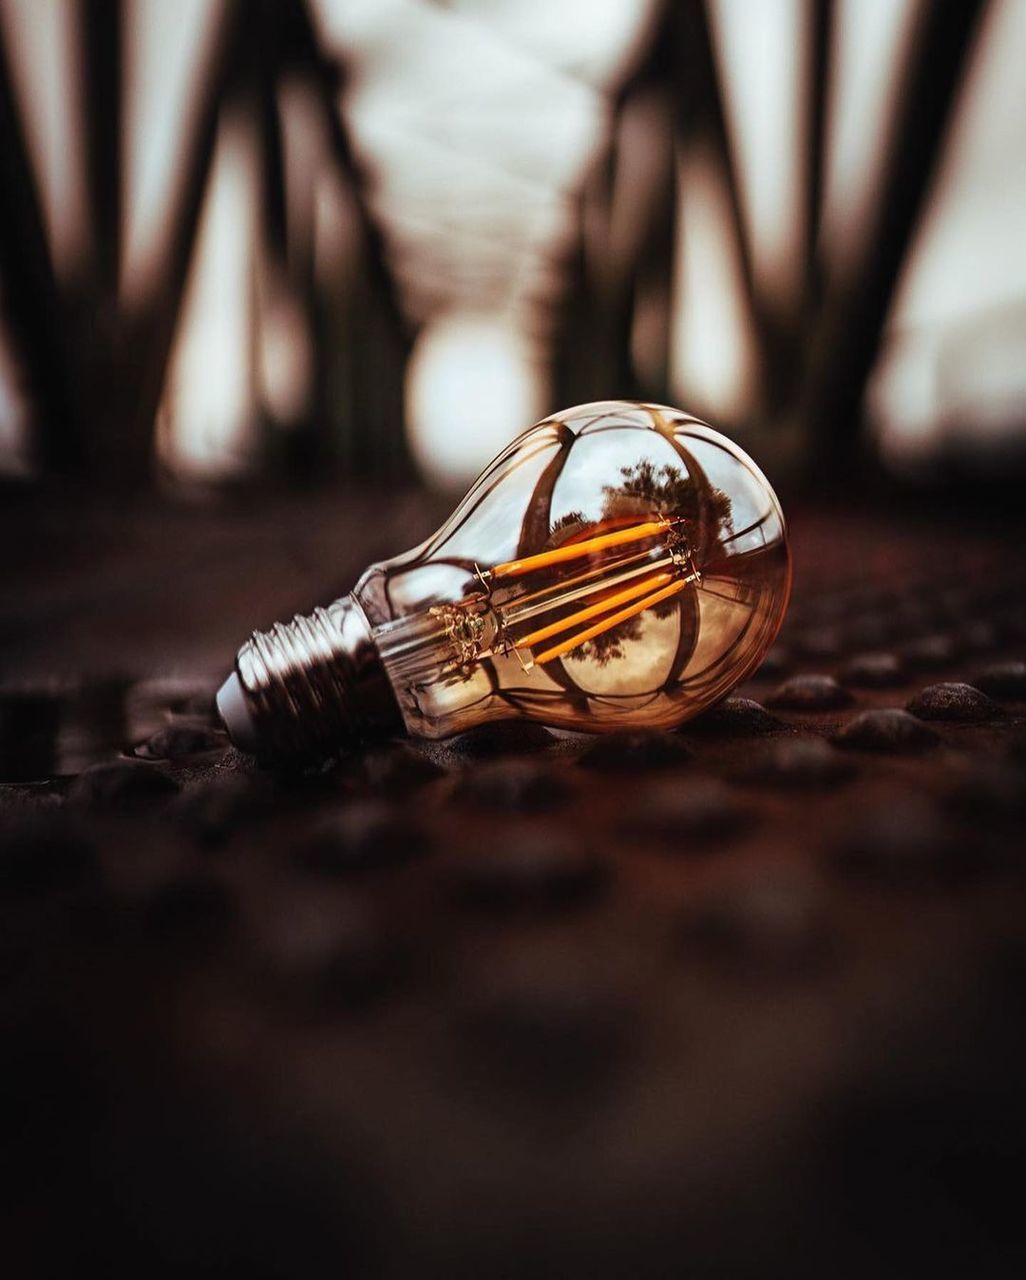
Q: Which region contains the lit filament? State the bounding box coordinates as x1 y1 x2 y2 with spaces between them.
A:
517 571 675 650
530 575 688 666
482 518 697 668
490 520 669 579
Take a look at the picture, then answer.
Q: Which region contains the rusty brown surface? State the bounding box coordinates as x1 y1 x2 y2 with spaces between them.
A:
1 486 1025 1277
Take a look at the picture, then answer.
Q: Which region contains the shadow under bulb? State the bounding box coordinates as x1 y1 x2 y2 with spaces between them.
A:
217 401 791 759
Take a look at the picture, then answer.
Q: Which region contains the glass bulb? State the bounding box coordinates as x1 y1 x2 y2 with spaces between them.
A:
217 401 791 759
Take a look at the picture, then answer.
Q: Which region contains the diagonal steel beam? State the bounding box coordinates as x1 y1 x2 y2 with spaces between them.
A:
82 0 122 300
803 0 834 317
0 16 80 470
289 0 413 351
801 0 991 470
669 0 803 417
128 0 249 462
671 0 759 332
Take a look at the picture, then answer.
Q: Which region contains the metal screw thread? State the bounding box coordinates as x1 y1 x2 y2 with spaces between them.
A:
231 595 399 759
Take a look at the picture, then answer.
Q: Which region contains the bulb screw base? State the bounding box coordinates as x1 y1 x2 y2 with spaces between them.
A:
217 595 402 760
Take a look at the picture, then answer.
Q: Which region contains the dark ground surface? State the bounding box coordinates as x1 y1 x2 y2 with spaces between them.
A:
2 483 1026 1278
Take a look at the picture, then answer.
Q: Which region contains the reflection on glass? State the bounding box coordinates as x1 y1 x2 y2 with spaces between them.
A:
354 400 791 736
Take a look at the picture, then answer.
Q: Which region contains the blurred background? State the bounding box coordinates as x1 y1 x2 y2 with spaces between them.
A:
4 6 1026 1278
1 0 1023 495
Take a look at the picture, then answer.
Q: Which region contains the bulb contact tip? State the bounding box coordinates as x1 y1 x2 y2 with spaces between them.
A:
216 671 259 752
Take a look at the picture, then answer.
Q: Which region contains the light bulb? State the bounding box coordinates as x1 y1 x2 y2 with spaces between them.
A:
217 401 791 759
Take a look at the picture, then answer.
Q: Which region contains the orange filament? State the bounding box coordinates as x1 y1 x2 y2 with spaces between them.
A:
517 571 674 650
491 520 666 580
533 576 688 666
502 545 661 617
554 512 665 542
